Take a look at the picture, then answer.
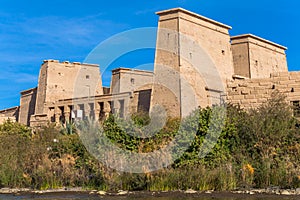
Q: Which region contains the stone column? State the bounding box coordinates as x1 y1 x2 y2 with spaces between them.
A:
84 103 90 120
54 106 61 123
103 101 111 119
64 105 71 123
113 100 120 116
123 98 129 119
94 102 101 121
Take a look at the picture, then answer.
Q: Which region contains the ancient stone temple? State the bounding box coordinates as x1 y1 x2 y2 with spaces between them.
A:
1 8 299 127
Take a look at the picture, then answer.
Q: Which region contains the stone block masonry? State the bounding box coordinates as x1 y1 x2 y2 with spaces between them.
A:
227 71 300 109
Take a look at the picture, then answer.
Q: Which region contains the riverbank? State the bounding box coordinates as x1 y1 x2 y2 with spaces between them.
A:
1 188 300 198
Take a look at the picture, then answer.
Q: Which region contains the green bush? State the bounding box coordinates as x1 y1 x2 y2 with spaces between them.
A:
0 121 106 190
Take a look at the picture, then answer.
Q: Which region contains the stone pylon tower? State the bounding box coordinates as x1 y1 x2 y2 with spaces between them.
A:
34 60 103 116
151 8 234 117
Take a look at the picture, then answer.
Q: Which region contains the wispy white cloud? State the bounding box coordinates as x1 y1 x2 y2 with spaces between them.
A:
0 11 130 100
2 7 152 61
0 71 37 83
0 12 129 64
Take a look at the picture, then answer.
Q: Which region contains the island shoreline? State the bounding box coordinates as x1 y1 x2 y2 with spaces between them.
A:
1 188 300 198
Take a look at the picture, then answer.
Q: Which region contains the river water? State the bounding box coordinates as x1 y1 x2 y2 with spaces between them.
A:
0 192 299 200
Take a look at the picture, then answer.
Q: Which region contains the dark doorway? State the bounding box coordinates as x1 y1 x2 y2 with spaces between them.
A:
137 89 151 113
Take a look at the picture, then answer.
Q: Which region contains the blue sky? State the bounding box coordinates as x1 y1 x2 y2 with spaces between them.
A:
0 0 299 109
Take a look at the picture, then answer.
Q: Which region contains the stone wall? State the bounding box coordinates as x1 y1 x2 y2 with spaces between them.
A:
231 34 288 79
0 106 19 123
19 87 37 125
35 60 48 114
111 68 153 94
35 60 103 115
151 11 181 117
153 8 234 117
227 71 300 109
